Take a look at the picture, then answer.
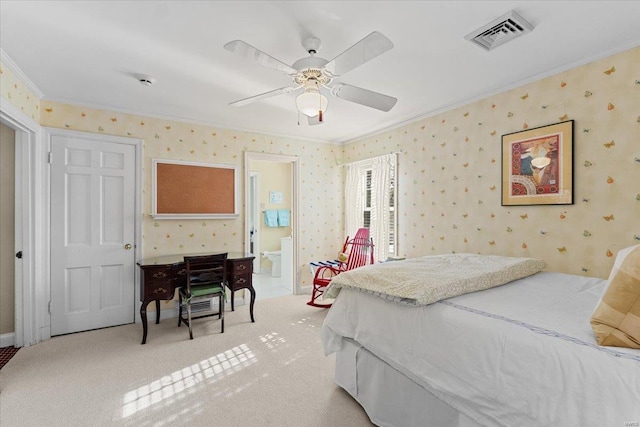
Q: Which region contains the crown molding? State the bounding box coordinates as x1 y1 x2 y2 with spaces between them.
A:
0 48 44 100
340 40 640 145
41 95 338 146
0 46 334 145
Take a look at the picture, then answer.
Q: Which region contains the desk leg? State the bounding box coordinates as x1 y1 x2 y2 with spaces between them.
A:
230 289 235 311
249 286 255 323
140 301 149 345
155 299 161 324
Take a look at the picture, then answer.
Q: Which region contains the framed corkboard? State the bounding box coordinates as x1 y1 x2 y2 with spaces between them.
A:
152 159 239 219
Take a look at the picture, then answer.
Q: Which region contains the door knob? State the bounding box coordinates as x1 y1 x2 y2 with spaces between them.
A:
125 244 132 250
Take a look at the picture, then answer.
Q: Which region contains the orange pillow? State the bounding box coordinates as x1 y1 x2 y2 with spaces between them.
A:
590 245 640 349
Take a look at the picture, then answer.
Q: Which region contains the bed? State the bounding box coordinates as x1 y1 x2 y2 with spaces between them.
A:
320 251 640 427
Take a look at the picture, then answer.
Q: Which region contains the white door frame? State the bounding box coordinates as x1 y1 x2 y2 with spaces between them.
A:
44 128 144 334
0 99 42 347
249 171 261 273
244 152 300 294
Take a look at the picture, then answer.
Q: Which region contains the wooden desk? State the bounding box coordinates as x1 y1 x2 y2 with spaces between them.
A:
137 252 255 344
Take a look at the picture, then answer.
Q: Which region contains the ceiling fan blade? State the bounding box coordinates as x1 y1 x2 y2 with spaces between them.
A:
224 40 298 75
230 86 300 107
307 115 325 126
331 83 397 112
324 31 394 76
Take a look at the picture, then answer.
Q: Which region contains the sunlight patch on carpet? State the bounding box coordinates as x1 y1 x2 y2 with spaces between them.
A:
259 332 287 351
121 343 256 418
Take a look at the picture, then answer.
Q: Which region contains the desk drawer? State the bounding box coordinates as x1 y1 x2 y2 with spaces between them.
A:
230 259 253 275
228 273 251 292
141 266 174 300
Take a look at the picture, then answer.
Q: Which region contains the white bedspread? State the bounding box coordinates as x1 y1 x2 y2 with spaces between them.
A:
321 272 640 427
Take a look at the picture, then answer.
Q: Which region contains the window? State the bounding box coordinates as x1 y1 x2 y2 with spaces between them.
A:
361 166 396 255
346 154 397 262
363 170 371 228
389 164 396 254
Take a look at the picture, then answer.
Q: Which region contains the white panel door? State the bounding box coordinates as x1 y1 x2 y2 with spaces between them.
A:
50 135 135 335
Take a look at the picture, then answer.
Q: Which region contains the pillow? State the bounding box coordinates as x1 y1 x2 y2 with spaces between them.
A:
590 244 640 349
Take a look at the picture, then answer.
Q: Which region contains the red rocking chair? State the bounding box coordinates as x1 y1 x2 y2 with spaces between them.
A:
307 228 374 308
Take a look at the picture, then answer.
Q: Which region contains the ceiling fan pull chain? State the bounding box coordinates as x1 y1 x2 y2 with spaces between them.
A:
318 90 323 122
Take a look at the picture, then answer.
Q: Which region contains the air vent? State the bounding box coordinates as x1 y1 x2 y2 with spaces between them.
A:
178 299 213 314
465 10 534 51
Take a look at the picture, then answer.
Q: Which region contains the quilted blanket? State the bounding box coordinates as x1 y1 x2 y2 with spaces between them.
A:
323 253 546 306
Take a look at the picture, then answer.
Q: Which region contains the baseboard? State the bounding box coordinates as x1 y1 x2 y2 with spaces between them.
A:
299 285 312 295
162 306 179 319
0 332 15 348
135 306 178 324
135 300 240 324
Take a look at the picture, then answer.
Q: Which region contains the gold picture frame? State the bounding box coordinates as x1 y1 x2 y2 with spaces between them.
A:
501 120 573 206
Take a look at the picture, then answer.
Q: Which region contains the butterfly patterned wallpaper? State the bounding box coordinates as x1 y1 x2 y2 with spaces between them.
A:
34 103 344 287
342 45 640 279
0 62 40 122
1 45 638 284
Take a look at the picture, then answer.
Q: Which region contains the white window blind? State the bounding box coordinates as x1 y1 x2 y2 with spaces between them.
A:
345 154 397 261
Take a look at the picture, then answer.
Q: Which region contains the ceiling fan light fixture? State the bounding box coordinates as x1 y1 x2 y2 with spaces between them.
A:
225 31 396 119
296 85 328 117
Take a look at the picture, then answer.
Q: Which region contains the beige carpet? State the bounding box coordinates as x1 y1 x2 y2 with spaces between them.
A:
0 295 373 426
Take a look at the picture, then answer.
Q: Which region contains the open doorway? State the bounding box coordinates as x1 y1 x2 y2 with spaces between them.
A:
0 102 40 348
244 152 299 300
0 123 16 348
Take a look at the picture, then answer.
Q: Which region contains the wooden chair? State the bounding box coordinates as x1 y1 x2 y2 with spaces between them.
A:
307 228 374 308
178 253 228 339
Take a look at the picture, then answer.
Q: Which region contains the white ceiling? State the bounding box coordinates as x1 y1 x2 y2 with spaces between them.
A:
2 1 639 144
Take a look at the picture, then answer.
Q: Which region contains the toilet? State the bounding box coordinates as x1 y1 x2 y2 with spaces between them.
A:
262 250 282 277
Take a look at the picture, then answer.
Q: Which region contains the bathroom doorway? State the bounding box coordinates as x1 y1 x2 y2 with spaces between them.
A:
244 152 299 299
248 171 261 274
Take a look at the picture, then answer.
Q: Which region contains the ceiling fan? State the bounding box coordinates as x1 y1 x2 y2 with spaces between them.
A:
223 31 397 125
